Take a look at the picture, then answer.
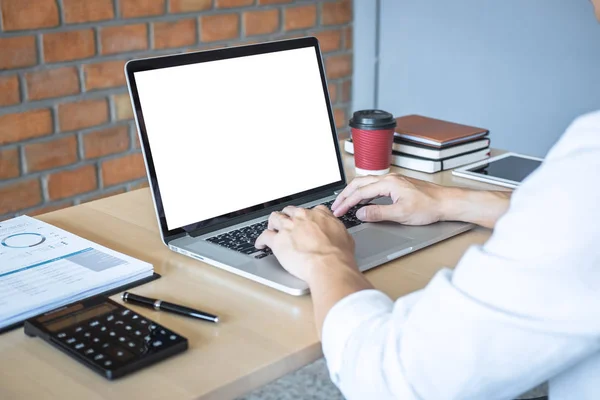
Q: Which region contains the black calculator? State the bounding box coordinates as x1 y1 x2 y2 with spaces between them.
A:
24 296 188 380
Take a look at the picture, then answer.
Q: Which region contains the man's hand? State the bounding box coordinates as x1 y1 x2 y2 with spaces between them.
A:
331 173 512 229
331 174 446 225
255 205 358 284
255 205 373 337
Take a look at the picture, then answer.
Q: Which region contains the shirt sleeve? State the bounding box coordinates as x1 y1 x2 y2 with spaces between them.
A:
321 113 600 400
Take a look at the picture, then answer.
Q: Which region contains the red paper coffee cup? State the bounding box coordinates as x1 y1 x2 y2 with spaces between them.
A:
349 110 396 175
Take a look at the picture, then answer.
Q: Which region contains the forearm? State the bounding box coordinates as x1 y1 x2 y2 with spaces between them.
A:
439 187 512 229
307 254 374 338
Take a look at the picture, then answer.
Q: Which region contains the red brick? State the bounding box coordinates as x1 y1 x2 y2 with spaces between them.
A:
325 54 352 79
333 107 346 129
101 153 146 186
30 201 73 216
0 179 42 215
322 0 352 25
341 80 351 102
314 29 342 53
328 83 338 104
43 29 96 63
83 126 130 159
284 5 316 31
200 14 239 42
25 136 78 173
154 19 196 49
81 187 126 203
0 109 53 146
1 0 59 31
120 0 165 18
63 0 114 24
58 99 109 132
0 36 37 69
84 60 127 90
344 26 352 49
216 0 252 8
0 75 20 106
244 9 279 36
170 0 211 13
113 93 134 120
101 24 148 55
0 148 20 180
26 67 80 101
258 0 291 4
48 165 98 200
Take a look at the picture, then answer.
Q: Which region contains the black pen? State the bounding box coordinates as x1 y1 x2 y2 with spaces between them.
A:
122 292 219 323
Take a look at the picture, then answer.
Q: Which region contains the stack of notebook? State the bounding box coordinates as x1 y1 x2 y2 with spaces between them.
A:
344 114 491 173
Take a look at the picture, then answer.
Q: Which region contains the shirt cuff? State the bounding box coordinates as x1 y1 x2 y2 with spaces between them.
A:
321 289 394 384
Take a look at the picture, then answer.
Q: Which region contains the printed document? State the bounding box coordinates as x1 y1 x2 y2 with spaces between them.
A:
0 216 153 330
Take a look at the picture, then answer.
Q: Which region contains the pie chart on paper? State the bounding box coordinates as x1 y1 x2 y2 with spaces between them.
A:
1 233 46 248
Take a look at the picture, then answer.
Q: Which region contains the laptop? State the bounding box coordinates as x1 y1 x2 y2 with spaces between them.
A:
125 37 472 295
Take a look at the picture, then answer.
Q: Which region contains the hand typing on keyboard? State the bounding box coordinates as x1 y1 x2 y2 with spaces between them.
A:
254 205 361 287
331 174 447 226
206 201 366 259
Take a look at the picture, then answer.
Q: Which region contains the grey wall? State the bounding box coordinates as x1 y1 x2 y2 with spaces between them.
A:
355 0 600 157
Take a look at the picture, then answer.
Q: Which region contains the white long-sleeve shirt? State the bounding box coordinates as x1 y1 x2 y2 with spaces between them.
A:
322 111 600 400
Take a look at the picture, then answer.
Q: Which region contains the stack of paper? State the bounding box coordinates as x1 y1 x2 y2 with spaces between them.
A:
0 216 154 330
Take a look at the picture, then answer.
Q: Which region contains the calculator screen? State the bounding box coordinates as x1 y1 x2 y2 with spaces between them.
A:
46 303 116 332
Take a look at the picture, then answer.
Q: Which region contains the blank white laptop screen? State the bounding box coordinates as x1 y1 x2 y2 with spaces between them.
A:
134 47 341 230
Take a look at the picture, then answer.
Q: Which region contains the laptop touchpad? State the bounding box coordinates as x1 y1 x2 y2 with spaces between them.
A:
352 228 411 260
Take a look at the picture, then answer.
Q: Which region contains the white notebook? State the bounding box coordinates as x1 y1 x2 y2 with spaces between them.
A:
0 216 154 331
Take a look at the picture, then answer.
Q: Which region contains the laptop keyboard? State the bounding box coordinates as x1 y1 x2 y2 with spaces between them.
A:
205 200 365 259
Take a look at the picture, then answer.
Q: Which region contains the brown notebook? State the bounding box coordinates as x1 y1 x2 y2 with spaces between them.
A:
394 115 489 148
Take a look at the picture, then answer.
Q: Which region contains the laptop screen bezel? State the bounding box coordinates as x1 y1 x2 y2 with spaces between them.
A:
125 37 347 243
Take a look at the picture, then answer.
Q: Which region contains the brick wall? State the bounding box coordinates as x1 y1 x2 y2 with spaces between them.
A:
0 0 353 220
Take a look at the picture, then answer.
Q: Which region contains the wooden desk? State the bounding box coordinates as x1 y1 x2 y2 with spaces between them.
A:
0 147 507 400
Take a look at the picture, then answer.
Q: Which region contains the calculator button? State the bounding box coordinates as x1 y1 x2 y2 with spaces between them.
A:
152 340 163 348
106 315 115 322
125 325 132 331
92 337 101 344
169 335 177 340
127 341 136 348
83 332 91 338
149 324 157 330
102 343 110 349
108 331 116 337
106 347 134 362
57 332 67 339
94 354 105 361
132 314 139 320
121 309 131 316
84 348 95 355
74 343 85 350
115 320 124 325
140 320 148 325
118 337 127 343
159 329 167 335
66 338 76 344
89 320 100 327
99 326 107 332
134 330 142 336
74 327 83 333
104 360 113 368
143 335 151 342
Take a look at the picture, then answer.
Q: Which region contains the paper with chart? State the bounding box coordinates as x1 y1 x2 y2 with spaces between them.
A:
0 216 153 330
